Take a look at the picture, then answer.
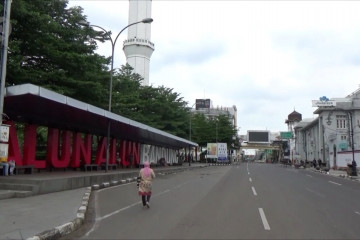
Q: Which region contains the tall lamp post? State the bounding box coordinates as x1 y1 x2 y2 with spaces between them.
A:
0 0 12 125
80 18 153 172
189 102 196 141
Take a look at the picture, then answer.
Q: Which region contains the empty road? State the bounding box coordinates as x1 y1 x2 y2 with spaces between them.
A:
67 163 360 239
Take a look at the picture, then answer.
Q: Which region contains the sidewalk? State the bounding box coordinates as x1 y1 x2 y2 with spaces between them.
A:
305 166 360 181
0 187 89 240
0 163 208 240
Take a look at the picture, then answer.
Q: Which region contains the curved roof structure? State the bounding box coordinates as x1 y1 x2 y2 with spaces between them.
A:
4 84 198 149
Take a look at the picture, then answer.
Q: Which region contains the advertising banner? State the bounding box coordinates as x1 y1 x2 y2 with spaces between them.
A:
217 143 228 161
0 124 10 142
207 143 217 158
0 143 8 162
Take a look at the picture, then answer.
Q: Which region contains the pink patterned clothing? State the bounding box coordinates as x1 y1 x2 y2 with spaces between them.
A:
138 167 155 196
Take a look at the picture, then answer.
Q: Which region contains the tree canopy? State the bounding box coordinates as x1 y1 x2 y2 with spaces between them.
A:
2 0 239 149
6 0 109 107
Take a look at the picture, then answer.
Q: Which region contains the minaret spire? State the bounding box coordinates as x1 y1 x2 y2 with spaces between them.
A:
123 0 154 86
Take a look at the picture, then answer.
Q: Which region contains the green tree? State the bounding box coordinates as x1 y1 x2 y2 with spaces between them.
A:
6 0 110 108
190 113 238 149
110 64 189 138
190 113 213 145
2 0 204 142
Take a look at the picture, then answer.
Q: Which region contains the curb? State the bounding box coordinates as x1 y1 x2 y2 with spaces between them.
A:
308 168 360 182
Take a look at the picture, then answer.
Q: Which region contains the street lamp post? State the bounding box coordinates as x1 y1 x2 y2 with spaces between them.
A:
0 0 12 126
189 102 196 141
80 18 153 172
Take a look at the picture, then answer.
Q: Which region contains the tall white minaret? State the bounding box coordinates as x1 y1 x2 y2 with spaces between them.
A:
123 0 154 86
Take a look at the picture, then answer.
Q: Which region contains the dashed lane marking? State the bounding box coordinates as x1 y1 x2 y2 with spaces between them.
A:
329 181 342 186
252 186 257 196
259 208 271 230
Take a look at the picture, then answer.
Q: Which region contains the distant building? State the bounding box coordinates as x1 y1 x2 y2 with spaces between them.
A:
293 88 360 169
285 110 302 163
191 98 237 129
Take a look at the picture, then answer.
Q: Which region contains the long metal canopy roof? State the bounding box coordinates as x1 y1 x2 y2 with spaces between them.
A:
3 84 198 149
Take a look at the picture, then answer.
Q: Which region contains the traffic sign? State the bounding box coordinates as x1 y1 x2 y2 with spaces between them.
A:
280 131 293 139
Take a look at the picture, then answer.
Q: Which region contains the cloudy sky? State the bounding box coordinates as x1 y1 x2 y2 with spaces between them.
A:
68 0 360 136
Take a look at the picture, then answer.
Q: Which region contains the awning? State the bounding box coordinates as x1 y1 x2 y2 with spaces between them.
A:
4 84 198 149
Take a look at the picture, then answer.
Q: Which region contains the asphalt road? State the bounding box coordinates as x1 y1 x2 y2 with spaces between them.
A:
67 163 360 239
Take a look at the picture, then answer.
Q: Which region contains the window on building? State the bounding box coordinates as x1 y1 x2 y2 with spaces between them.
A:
340 135 347 140
336 115 347 129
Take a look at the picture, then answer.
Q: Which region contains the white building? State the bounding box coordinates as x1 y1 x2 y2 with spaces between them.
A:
123 0 154 86
293 89 360 169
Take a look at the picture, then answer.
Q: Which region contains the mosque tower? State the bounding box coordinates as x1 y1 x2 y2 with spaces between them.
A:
123 0 154 86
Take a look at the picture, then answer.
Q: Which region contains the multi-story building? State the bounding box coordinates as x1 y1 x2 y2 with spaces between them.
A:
191 98 237 129
293 89 360 169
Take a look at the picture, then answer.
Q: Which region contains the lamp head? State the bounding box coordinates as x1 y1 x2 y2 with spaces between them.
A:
141 18 153 24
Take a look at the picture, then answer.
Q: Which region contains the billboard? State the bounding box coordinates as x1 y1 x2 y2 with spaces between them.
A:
206 143 228 161
217 143 228 161
207 143 218 158
247 130 270 143
196 99 211 110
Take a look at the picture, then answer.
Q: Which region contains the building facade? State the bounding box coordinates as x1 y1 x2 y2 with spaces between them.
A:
192 99 237 129
123 0 154 86
293 89 360 169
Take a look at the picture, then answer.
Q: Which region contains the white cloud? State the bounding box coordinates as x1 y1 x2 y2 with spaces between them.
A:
68 0 360 135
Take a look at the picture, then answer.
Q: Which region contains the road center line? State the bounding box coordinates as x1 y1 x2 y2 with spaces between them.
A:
249 178 252 182
329 181 342 186
355 211 360 215
252 186 257 196
259 208 271 230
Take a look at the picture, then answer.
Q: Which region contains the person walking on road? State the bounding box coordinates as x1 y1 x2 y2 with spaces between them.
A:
138 161 155 208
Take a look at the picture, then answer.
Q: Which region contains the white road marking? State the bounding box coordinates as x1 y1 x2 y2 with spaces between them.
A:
355 211 360 215
96 201 141 221
259 208 271 230
249 178 252 182
248 172 250 175
252 186 257 196
96 189 171 221
305 187 325 198
306 174 313 177
329 181 342 186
